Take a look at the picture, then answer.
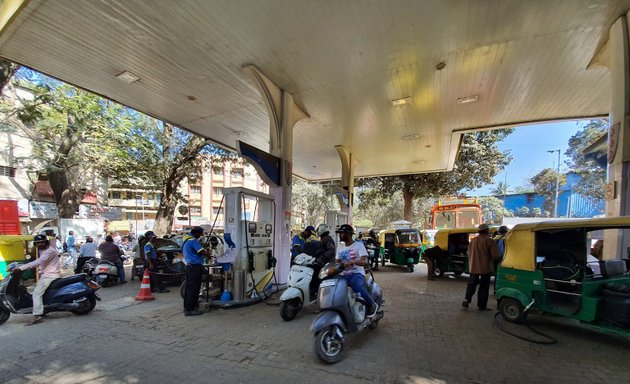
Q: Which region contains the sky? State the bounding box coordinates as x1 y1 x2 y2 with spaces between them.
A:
468 120 590 196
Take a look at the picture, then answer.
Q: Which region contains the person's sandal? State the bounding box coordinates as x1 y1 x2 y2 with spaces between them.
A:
25 316 44 326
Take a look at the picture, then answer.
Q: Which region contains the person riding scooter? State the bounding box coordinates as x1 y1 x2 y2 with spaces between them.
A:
16 234 62 325
310 224 336 297
335 224 379 317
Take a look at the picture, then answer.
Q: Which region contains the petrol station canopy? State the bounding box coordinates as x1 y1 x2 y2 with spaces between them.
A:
0 0 626 181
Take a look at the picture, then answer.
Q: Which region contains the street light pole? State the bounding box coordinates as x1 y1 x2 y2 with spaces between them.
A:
547 149 561 218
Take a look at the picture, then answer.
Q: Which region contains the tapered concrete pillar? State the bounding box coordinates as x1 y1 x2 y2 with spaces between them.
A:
335 146 356 225
243 65 308 282
605 14 630 259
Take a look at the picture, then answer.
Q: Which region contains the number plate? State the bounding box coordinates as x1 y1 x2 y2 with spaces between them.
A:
320 279 336 288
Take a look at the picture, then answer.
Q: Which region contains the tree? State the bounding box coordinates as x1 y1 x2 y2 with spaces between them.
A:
491 181 510 196
354 191 435 229
511 206 547 218
358 129 513 221
530 168 566 215
477 196 513 224
565 119 607 200
290 179 339 228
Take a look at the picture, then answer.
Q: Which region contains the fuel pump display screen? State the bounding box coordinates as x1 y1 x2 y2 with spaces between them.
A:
248 222 257 233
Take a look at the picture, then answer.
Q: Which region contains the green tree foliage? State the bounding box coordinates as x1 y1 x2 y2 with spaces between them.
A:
564 119 607 200
477 196 513 224
290 179 339 229
511 206 547 218
354 191 435 229
491 181 509 196
530 168 566 215
358 129 512 221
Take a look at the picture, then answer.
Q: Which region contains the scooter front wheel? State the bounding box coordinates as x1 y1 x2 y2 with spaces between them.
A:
280 298 301 321
314 326 345 364
0 309 10 325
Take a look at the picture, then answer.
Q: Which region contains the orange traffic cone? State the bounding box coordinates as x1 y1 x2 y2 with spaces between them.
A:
135 269 155 301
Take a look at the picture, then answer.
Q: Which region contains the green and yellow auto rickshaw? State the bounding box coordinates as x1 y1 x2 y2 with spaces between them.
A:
424 227 498 278
378 228 422 272
0 235 38 280
496 217 630 337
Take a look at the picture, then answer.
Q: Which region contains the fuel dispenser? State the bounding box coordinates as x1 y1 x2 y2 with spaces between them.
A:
223 187 276 302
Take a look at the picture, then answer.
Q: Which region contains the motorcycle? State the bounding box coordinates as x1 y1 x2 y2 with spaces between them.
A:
279 253 317 321
0 267 101 325
93 257 126 286
310 263 384 364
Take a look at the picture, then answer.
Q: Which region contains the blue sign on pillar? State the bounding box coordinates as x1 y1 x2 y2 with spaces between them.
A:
236 140 281 187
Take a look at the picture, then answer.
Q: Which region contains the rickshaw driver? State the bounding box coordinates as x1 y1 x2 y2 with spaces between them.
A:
462 224 499 311
335 224 379 317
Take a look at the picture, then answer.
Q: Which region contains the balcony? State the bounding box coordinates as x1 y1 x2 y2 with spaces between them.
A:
109 198 160 210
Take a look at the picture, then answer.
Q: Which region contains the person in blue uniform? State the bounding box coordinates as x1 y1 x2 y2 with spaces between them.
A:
182 226 209 316
143 231 169 293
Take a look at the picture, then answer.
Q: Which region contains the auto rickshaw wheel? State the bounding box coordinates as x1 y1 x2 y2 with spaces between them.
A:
433 267 444 278
499 298 526 323
453 271 463 277
0 309 10 325
407 264 414 273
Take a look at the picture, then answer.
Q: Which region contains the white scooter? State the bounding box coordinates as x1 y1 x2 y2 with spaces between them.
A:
94 257 126 286
279 253 317 321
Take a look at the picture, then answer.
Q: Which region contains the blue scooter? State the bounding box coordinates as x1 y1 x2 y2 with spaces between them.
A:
310 263 384 364
0 267 101 325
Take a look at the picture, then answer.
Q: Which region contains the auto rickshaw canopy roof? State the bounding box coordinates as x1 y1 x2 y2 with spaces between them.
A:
0 1 626 180
502 217 630 271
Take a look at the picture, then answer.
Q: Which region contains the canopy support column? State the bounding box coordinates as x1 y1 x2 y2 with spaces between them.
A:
335 146 356 225
243 65 308 282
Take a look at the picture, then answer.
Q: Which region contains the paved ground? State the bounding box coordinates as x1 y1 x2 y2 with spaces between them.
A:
1 263 630 384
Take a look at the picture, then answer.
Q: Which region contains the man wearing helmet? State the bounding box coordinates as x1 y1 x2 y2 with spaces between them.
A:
335 224 379 317
310 224 336 296
17 235 61 325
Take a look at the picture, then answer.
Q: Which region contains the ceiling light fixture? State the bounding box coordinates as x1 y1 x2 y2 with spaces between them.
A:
402 134 421 141
115 71 140 84
435 61 446 71
392 96 412 106
457 95 479 104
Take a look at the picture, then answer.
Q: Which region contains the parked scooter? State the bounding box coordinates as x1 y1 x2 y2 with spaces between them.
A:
280 253 317 321
310 263 384 364
93 257 126 286
0 267 100 325
81 257 99 277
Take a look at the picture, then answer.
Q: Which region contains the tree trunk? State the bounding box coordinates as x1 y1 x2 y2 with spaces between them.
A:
402 184 414 221
48 168 84 218
153 192 177 235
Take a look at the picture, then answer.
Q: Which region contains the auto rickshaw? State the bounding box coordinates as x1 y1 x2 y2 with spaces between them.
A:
378 228 422 272
425 227 498 278
496 217 630 337
0 235 39 280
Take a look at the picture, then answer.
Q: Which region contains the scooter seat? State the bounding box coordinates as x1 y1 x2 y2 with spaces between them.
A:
47 274 86 291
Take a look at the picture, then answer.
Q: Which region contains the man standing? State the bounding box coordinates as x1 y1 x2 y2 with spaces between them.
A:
17 234 61 325
143 231 169 293
291 225 317 259
182 226 209 316
98 235 126 284
463 224 499 311
335 224 379 317
65 230 76 269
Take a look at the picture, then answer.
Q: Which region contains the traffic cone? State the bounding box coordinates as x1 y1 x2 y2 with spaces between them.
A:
135 269 155 301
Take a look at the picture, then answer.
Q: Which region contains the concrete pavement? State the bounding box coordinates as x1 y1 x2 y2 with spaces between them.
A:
1 264 629 384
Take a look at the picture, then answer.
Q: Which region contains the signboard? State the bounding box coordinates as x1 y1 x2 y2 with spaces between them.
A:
605 181 617 201
78 205 123 221
17 198 29 217
29 201 58 219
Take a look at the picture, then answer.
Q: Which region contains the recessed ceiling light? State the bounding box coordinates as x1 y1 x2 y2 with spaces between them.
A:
392 96 412 106
402 134 421 141
457 95 479 104
115 71 140 84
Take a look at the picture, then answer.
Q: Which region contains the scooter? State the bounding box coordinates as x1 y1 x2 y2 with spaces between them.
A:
310 263 384 364
93 257 126 286
0 267 101 325
279 253 317 321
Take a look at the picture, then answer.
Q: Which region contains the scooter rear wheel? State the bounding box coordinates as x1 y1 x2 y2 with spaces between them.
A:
71 297 96 315
314 326 345 364
0 309 10 325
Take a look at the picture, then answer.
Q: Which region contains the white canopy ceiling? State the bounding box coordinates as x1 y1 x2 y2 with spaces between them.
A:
0 0 625 180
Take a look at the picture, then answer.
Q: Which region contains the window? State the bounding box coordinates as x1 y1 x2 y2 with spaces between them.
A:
111 191 121 199
231 168 244 178
0 165 16 177
190 185 202 194
190 206 201 215
126 212 133 220
212 166 224 176
126 191 133 199
213 187 223 196
212 207 224 215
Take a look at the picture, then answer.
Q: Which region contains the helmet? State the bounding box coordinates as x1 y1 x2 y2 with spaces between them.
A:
144 231 156 239
335 224 354 234
33 234 48 244
316 224 329 237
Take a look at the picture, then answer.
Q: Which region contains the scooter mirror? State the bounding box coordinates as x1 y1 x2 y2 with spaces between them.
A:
24 254 32 260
